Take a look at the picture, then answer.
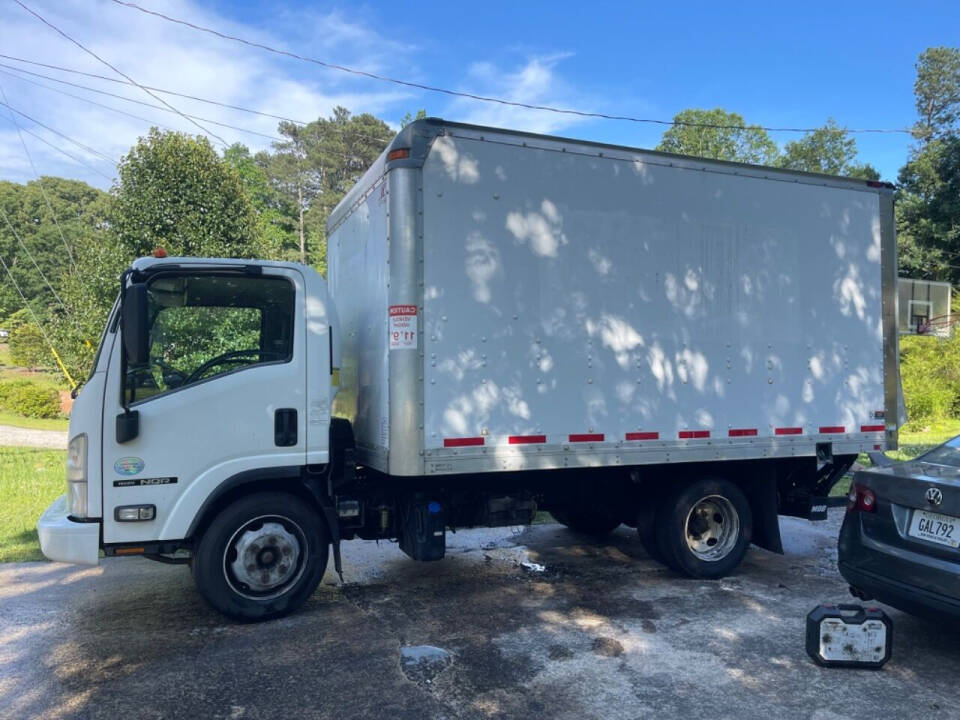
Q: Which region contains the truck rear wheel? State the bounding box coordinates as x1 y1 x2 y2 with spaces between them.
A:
654 478 751 578
192 492 328 621
550 507 621 537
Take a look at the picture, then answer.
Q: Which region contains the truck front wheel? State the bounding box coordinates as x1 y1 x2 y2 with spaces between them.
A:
192 492 329 621
654 478 752 579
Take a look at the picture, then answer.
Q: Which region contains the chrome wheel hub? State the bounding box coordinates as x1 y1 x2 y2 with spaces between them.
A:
684 495 739 561
227 520 302 596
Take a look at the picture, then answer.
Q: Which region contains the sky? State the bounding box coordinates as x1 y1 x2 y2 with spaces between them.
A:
0 0 958 190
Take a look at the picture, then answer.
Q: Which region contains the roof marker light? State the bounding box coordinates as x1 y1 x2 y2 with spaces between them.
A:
387 148 410 161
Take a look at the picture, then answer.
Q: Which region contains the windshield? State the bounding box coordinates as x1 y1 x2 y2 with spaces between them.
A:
918 435 960 467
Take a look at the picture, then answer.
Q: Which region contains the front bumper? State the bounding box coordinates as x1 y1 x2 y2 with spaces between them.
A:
37 494 100 565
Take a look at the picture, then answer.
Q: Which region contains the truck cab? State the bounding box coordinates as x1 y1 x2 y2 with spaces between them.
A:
39 256 342 620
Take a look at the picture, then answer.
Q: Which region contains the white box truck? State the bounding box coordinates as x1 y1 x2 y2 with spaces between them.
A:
38 119 902 621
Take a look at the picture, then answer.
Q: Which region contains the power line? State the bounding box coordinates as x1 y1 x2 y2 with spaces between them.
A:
0 67 182 134
111 0 914 136
3 119 115 182
0 65 283 142
0 99 118 164
0 203 86 338
0 252 77 388
0 56 397 146
0 67 391 168
0 53 316 127
0 82 78 272
14 0 229 146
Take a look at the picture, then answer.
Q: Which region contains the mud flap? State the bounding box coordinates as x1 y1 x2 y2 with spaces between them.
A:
319 501 344 582
746 472 783 554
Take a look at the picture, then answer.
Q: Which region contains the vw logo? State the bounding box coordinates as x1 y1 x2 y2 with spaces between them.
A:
926 487 943 506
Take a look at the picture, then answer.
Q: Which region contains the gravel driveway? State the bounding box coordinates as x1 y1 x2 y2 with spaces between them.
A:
1 511 958 719
0 424 67 449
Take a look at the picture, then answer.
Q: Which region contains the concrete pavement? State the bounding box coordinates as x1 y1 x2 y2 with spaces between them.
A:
1 511 958 719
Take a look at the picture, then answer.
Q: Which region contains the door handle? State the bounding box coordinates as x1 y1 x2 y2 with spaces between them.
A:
274 408 297 447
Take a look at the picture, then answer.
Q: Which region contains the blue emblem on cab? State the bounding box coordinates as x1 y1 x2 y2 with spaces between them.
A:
114 457 145 476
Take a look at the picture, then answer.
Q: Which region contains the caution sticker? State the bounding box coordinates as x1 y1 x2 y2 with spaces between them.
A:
389 305 418 350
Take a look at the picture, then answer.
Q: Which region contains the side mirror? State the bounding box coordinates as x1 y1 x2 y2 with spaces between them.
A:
122 283 149 366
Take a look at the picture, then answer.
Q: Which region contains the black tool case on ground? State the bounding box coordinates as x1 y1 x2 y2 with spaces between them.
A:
806 604 892 668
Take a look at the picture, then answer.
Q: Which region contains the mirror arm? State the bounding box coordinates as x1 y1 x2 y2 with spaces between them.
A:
117 269 141 442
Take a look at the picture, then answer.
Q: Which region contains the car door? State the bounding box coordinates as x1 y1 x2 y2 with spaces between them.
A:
101 266 307 545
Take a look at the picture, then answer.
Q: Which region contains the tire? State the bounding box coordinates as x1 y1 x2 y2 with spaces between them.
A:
636 501 666 563
550 506 621 537
654 478 752 579
192 492 329 621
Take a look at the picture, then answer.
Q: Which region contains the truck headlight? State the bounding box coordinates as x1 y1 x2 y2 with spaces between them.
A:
66 433 88 519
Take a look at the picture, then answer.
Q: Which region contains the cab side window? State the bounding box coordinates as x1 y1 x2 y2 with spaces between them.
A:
125 273 294 404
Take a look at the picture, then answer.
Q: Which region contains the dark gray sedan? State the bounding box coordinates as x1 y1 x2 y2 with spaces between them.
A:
839 435 960 621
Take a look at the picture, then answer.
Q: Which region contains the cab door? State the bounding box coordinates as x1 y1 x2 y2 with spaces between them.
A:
101 267 307 545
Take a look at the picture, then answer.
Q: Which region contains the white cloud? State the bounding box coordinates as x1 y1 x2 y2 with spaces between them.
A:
443 53 589 135
0 0 418 188
0 2 600 192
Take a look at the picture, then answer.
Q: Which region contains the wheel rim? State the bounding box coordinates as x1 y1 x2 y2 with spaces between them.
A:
683 495 740 562
223 515 308 601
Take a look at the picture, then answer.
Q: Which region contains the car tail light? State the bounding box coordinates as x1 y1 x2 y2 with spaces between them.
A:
847 484 876 513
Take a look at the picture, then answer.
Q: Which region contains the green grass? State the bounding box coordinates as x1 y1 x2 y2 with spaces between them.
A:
890 418 960 461
0 447 65 562
0 368 70 391
0 411 69 431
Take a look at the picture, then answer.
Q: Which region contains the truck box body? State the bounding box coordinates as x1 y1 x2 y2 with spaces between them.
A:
328 119 900 478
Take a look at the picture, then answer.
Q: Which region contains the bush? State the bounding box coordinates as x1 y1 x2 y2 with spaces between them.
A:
8 323 52 370
0 380 61 419
900 334 960 428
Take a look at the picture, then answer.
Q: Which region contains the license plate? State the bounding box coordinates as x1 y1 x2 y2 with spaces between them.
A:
909 509 960 548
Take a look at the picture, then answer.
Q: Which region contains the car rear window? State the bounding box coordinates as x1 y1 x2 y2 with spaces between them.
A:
919 435 960 467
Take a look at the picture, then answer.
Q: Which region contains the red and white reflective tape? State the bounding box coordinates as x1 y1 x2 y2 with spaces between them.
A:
442 422 885 447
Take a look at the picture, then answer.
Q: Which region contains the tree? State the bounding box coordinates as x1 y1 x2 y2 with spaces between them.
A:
913 47 960 142
266 122 315 264
0 177 109 319
897 47 960 284
777 118 879 178
896 136 960 282
656 108 778 165
265 108 393 273
9 321 49 369
401 109 427 127
223 144 298 259
111 128 266 259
